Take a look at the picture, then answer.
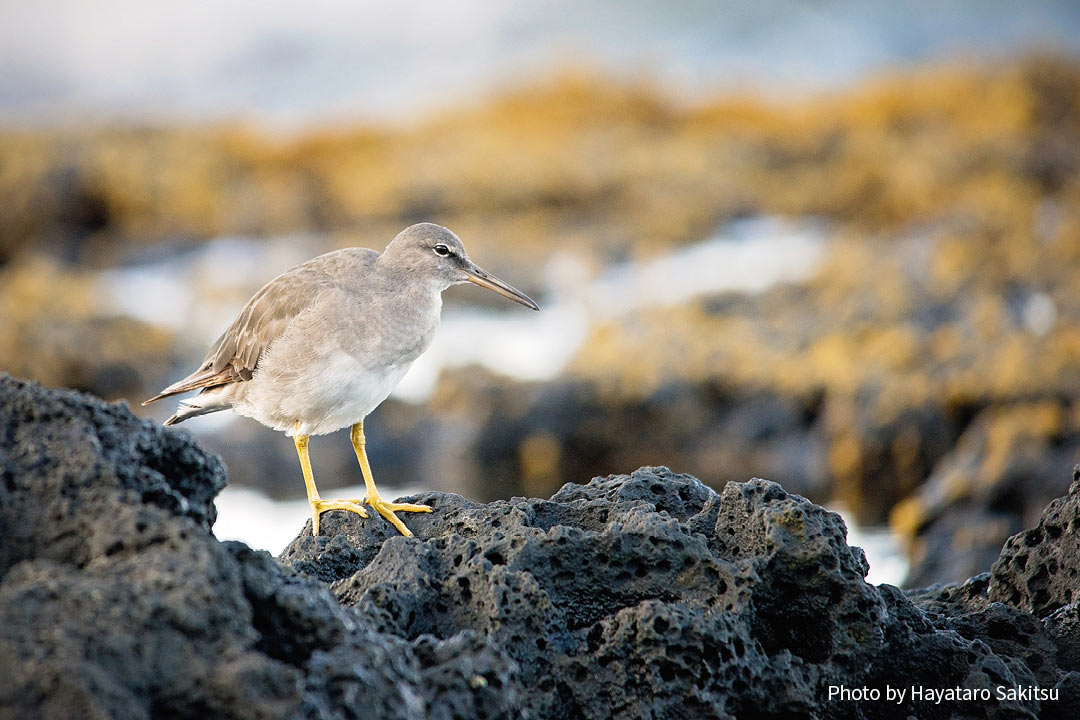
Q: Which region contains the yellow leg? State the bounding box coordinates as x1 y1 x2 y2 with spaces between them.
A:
350 420 431 537
294 422 368 536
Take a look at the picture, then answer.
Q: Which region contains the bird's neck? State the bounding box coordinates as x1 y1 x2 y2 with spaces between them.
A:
379 267 444 315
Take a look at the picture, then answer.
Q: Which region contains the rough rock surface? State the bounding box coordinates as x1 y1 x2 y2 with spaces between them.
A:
284 471 1080 719
0 375 519 720
2 375 1079 719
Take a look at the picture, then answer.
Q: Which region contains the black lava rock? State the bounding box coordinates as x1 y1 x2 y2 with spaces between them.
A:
2 375 1078 719
0 375 519 720
283 466 1080 719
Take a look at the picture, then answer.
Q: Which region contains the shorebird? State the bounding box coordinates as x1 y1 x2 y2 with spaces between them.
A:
144 223 538 536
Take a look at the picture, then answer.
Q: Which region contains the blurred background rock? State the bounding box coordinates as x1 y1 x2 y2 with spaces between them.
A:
2 1 1079 586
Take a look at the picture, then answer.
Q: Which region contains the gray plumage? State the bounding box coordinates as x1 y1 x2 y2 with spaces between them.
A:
145 223 538 435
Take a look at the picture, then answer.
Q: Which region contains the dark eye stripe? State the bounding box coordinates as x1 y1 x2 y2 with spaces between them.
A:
433 244 451 257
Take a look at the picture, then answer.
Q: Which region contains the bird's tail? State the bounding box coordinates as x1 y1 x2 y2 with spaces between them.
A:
164 396 231 426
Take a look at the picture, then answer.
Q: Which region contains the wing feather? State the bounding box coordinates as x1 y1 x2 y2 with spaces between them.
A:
143 261 338 405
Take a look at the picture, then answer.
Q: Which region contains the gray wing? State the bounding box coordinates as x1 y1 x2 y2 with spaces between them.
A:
143 260 340 404
207 266 336 377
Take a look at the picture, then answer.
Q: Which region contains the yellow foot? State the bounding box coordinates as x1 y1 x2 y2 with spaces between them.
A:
352 495 432 537
309 499 368 536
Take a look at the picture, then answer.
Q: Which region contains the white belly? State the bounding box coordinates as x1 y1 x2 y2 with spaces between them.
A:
232 351 412 436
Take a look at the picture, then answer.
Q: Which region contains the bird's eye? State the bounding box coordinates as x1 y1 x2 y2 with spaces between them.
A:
433 244 451 257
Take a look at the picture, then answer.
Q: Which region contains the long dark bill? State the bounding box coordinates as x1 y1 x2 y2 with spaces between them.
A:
465 264 539 310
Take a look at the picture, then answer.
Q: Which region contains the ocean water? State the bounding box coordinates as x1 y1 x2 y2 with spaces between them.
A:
2 0 1079 126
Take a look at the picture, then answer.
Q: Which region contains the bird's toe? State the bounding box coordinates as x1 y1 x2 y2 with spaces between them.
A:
367 496 433 536
383 501 433 513
309 498 370 535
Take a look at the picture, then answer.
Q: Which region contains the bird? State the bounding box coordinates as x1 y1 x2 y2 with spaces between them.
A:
144 223 538 537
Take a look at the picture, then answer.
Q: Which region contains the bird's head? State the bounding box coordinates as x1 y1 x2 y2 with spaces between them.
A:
382 223 539 310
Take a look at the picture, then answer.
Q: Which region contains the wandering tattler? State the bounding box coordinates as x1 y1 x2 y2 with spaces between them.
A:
144 223 538 536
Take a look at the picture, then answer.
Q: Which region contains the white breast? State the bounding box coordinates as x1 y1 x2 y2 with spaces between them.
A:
234 350 413 436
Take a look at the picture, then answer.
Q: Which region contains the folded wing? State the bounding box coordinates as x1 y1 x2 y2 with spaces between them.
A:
143 264 336 405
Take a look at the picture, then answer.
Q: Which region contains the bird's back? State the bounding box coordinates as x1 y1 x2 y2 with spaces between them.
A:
224 246 443 434
204 247 379 372
145 246 381 413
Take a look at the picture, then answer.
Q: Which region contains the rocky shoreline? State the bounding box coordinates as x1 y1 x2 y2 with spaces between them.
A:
0 374 1077 719
4 58 1080 592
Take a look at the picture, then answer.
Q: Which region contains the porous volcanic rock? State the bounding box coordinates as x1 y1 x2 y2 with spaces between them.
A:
0 375 519 720
3 375 1078 719
284 469 1080 719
